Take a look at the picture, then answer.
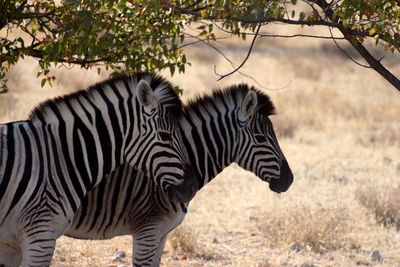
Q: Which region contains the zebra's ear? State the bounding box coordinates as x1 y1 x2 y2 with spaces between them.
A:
240 90 258 118
137 80 156 109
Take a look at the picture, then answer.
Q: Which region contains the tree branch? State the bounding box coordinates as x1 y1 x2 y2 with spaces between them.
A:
313 0 400 91
212 22 346 40
175 4 378 39
28 49 117 65
174 5 337 27
214 24 261 81
175 2 400 91
328 27 371 68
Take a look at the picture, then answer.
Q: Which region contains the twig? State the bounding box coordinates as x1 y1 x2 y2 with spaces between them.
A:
215 24 261 81
212 22 346 40
328 27 371 68
185 30 294 91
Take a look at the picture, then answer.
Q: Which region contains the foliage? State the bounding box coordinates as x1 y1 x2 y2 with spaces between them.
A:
181 0 400 51
1 0 399 93
0 0 190 92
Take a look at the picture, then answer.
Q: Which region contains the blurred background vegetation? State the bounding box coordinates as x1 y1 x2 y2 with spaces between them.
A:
1 0 399 93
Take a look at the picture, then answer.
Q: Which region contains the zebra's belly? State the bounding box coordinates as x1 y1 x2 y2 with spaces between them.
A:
65 219 133 240
65 227 132 240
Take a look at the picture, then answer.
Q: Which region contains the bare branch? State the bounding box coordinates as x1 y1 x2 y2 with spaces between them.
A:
184 30 289 90
328 27 371 68
215 24 261 81
212 22 346 40
174 5 337 28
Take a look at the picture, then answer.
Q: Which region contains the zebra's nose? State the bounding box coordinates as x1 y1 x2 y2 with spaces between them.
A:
269 159 293 193
166 164 199 203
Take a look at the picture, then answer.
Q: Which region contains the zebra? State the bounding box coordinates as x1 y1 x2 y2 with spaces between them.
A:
64 84 294 266
0 72 198 267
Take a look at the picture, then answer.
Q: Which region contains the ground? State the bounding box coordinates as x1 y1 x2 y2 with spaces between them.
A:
1 25 399 266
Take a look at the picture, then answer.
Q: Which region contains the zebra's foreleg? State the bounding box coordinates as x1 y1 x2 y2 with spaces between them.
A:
0 243 22 267
131 211 186 267
20 235 57 267
131 225 161 267
152 233 169 267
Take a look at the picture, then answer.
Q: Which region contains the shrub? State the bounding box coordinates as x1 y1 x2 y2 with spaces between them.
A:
356 186 400 230
168 225 198 255
258 205 354 252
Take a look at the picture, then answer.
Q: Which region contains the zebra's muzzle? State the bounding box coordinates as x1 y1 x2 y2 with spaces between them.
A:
268 159 293 193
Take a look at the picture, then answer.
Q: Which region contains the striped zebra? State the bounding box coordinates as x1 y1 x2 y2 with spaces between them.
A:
0 73 197 267
65 84 294 266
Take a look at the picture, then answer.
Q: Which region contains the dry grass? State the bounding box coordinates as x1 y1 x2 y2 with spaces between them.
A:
1 24 400 266
168 225 199 255
356 186 400 230
258 204 354 252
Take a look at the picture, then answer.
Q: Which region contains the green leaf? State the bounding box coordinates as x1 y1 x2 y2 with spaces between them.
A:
41 78 46 87
170 65 175 76
32 18 37 35
299 12 306 21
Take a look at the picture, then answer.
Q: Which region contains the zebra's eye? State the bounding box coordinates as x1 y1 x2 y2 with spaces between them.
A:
254 134 266 143
159 131 172 142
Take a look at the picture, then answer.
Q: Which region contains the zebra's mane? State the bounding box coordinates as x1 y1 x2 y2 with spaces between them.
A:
184 83 275 116
28 72 182 121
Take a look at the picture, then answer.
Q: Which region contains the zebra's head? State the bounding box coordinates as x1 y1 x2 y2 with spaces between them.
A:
132 75 198 203
235 86 293 193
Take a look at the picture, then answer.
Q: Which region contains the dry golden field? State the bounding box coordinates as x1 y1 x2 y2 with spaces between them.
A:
1 25 400 266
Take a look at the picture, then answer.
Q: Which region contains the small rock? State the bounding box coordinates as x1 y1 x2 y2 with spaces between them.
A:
383 157 392 164
112 251 126 261
249 215 258 221
369 250 383 262
301 261 316 267
288 241 302 252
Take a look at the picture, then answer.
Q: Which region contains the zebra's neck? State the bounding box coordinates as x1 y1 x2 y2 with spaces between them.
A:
180 107 238 189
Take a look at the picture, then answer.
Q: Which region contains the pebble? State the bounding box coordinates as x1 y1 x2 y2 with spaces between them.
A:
369 250 383 262
301 261 316 267
288 241 302 252
112 251 126 261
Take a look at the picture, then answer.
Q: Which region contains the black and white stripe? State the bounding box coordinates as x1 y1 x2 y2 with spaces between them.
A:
0 73 195 267
64 84 294 266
